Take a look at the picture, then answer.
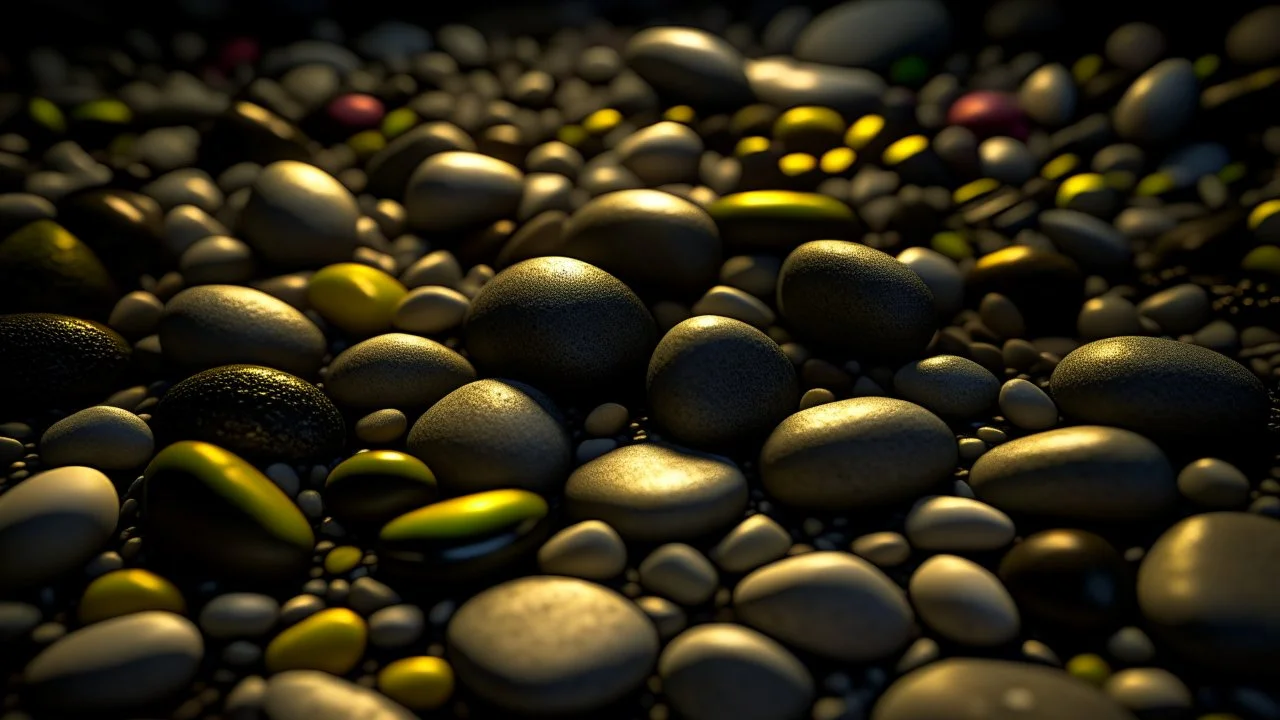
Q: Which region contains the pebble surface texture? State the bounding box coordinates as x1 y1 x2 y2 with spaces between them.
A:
2 3 1279 719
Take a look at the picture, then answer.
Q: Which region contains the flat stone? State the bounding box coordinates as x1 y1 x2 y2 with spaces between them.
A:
1136 283 1209 336
659 623 814 720
745 57 885 116
368 605 424 648
446 576 659 715
200 593 281 638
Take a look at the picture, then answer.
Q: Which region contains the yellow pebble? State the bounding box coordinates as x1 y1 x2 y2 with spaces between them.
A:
1194 54 1220 79
325 545 364 575
1242 245 1280 274
583 108 622 135
931 231 973 260
1248 199 1280 231
1072 54 1103 84
844 114 885 150
557 124 588 147
265 607 367 675
778 153 816 176
953 178 1000 205
348 130 386 158
663 105 696 124
1040 153 1079 180
819 147 856 174
1056 173 1108 207
79 569 185 624
882 135 929 166
378 656 455 710
1066 653 1111 686
735 136 771 157
307 263 407 336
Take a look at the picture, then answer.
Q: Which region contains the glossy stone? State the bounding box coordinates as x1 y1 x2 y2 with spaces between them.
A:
323 333 475 411
265 608 367 675
240 161 360 269
0 220 117 319
404 151 523 232
0 467 119 589
659 624 814 720
1000 529 1130 630
325 450 439 525
624 27 753 109
306 263 407 336
78 569 185 624
708 191 857 251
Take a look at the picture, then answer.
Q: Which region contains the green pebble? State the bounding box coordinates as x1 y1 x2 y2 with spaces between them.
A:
381 107 419 139
72 98 133 124
708 191 857 250
28 98 65 133
931 231 973 260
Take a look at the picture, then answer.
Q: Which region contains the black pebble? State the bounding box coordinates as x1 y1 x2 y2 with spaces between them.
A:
0 313 131 411
998 528 1130 631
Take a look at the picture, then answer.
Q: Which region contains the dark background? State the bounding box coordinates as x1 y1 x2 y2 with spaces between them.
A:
0 0 1271 74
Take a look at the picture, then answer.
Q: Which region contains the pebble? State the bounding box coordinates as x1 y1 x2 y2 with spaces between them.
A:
795 0 950 71
999 529 1129 630
760 397 957 509
368 604 424 648
893 355 1000 418
378 656 455 711
108 290 165 339
465 257 657 393
909 554 1020 646
159 284 327 377
0 314 132 411
998 378 1059 430
1050 336 1271 446
264 607 367 675
691 285 776 328
537 520 628 580
970 425 1176 520
1019 62 1075 127
616 122 702 186
392 285 469 334
979 136 1036 184
851 532 912 567
1105 668 1193 715
874 658 1136 720
720 255 781 298
355 409 409 444
405 151 523 232
1077 294 1145 341
262 670 416 720
199 593 281 638
22 612 203 713
1177 458 1251 508
0 466 119 589
584 402 630 437
1107 627 1156 664
306 263 407 336
1114 59 1198 143
709 514 792 574
648 316 798 447
897 247 964 318
659 623 814 720
1137 512 1280 675
1136 283 1209 335
745 58 886 116
77 568 185 624
407 379 571 495
1039 209 1131 269
39 406 154 470
447 576 659 714
624 27 752 109
638 544 718 606
240 161 360 269
904 496 1015 551
1226 5 1280 65
324 332 475 411
735 551 915 661
0 602 42 644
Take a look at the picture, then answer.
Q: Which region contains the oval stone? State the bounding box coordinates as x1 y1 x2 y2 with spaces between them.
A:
324 333 475 411
760 397 957 510
39 406 154 470
0 313 131 410
734 552 914 662
447 576 659 715
324 450 439 526
893 355 1000 419
565 443 748 542
23 612 203 713
404 151 523 233
264 670 417 720
265 607 367 675
795 0 950 71
1114 59 1198 144
1049 336 1270 446
659 624 814 720
0 466 119 589
624 27 753 109
708 191 857 252
968 426 1176 520
239 160 360 269
909 555 1020 647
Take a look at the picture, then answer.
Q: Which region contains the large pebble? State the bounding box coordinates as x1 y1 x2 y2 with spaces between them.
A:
659 624 814 720
897 247 963 318
893 355 999 419
407 379 571 495
872 658 1136 720
1114 59 1198 144
239 161 360 269
40 406 154 470
1176 458 1251 508
1050 336 1270 445
624 27 752 109
565 443 748 542
648 316 798 447
263 670 416 720
324 333 475 411
1135 283 1209 336
795 0 951 71
1039 209 1131 269
735 551 914 661
905 496 1015 551
969 426 1176 520
447 576 659 715
23 612 202 713
365 122 475 199
909 554 1020 646
999 529 1129 630
0 466 119 589
0 313 131 410
1137 512 1280 675
160 284 326 377
778 240 937 362
404 151 522 232
760 397 957 509
464 257 656 394
744 57 885 116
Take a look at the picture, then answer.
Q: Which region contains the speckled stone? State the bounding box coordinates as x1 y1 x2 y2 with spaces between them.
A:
239 161 360 269
39 406 154 470
324 333 475 411
893 355 1000 419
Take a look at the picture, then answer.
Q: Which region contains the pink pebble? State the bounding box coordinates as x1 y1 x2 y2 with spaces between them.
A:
947 91 1028 140
327 94 386 129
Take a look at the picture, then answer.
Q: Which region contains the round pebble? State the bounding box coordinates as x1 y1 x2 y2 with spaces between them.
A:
39 406 154 470
893 355 1000 419
909 554 1021 646
0 466 119 589
659 623 814 720
537 520 628 580
240 161 360 269
1177 458 1251 508
904 496 1015 551
324 332 475 411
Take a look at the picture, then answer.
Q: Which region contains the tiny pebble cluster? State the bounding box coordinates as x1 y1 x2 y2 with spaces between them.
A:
1 2 1280 720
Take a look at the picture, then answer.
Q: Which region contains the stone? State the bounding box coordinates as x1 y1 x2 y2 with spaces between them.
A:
263 670 416 720
659 624 814 720
355 409 409 444
852 532 912 567
904 496 1015 551
1136 284 1209 336
39 406 154 470
909 554 1020 646
537 520 628 580
77 569 184 624
265 607 366 675
999 529 1130 630
1019 63 1075 127
1039 209 1130 270
240 161 360 269
199 593 281 638
1177 458 1251 508
324 333 475 411
795 0 951 71
893 355 1000 419
405 151 522 232
0 466 119 589
709 514 792 574
378 656 455 711
969 426 1176 520
369 604 424 648
392 285 470 335
638 543 719 605
323 450 438 526
735 551 915 661
624 27 752 109
446 576 659 715
616 122 703 186
998 378 1059 431
0 314 132 410
1104 668 1192 715
1114 59 1198 144
306 263 407 336
897 247 963 318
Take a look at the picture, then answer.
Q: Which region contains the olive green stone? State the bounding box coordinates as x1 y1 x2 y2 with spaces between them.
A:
382 108 420 139
143 441 315 580
324 450 439 525
72 99 133 124
708 191 857 250
379 489 549 579
0 220 118 319
29 98 66 133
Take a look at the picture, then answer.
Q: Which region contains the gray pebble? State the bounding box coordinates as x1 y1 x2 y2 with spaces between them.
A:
998 378 1058 430
1077 295 1145 341
1136 283 1209 335
1226 5 1280 65
1107 626 1156 664
39 406 153 470
518 173 575 221
296 489 324 520
635 596 686 641
368 604 423 648
108 291 165 339
134 126 199 172
0 466 119 589
1104 668 1192 714
405 151 523 232
746 57 885 117
616 121 703 186
222 640 262 666
1039 209 1130 269
354 409 408 445
979 292 1026 340
199 593 280 638
905 496 1015 551
1105 22 1166 71
1177 458 1251 508
659 623 814 720
180 235 255 285
897 247 963 319
324 332 475 411
264 463 300 497
164 204 229 257
909 554 1020 646
400 249 462 289
624 27 752 109
583 402 629 437
979 136 1036 184
349 576 401 615
893 355 999 419
537 520 628 580
392 285 470 335
709 514 792 574
794 0 950 71
0 602 41 644
735 551 915 661
142 168 223 213
720 255 781 299
240 160 360 269
638 543 718 606
1114 59 1197 144
263 670 416 720
691 285 776 328
1019 63 1075 127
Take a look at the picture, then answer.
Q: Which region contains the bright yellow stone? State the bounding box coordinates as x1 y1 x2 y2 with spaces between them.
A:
381 107 419 139
778 153 816 176
1066 653 1111 686
1040 154 1079 180
1242 246 1280 274
325 545 364 575
882 135 928 166
1072 54 1103 84
774 106 845 140
954 178 1000 205
307 263 407 336
1056 173 1108 207
265 607 367 675
381 489 548 543
1248 199 1280 231
819 147 856 174
931 231 973 260
844 114 885 150
378 656 455 710
348 130 386 158
735 136 771 157
583 108 622 135
79 569 185 624
663 105 696 124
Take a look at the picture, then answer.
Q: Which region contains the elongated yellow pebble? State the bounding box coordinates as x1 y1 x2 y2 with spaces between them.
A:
265 607 367 675
377 656 455 710
78 569 185 624
324 545 363 575
306 263 407 336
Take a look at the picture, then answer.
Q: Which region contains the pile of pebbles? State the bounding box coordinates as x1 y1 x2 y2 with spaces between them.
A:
2 2 1280 719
